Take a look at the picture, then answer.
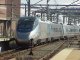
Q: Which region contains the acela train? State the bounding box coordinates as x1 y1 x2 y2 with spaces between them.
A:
15 16 80 45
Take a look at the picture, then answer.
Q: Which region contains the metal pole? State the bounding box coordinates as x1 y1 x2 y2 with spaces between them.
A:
56 14 59 24
28 0 30 16
3 21 7 37
10 2 13 37
29 39 33 55
63 16 65 24
1 26 2 36
25 4 27 16
41 13 42 19
47 0 49 20
50 14 52 21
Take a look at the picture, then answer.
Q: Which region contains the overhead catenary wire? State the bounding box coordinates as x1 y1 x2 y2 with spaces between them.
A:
32 0 49 12
26 0 45 16
24 0 44 6
70 0 79 5
32 0 44 6
62 0 80 8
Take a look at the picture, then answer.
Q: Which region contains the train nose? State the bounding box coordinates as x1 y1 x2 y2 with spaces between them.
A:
16 32 30 40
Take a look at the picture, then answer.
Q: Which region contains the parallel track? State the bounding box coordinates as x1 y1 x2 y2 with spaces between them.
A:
0 40 66 60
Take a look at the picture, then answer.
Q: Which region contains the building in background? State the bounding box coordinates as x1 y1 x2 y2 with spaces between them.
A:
0 0 20 37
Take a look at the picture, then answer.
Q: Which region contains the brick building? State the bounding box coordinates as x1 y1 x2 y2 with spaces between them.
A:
0 0 20 37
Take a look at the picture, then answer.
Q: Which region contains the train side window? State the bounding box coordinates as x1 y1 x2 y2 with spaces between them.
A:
79 29 80 32
59 28 62 32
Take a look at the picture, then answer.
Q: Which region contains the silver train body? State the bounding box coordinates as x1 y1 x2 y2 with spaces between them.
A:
15 16 80 44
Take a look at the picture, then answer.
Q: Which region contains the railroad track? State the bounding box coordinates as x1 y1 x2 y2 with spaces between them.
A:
0 40 66 60
0 49 21 60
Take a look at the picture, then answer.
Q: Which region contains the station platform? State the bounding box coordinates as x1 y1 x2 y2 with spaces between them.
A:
50 48 80 60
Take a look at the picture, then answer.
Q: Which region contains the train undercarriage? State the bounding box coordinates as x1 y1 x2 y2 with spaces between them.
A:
0 35 78 52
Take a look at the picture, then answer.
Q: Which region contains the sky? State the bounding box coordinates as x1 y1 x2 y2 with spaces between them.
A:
21 0 80 5
20 0 80 16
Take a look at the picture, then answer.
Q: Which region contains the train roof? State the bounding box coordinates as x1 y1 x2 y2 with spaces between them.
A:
19 16 36 21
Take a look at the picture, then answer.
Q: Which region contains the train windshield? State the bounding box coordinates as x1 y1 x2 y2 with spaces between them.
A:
17 17 36 32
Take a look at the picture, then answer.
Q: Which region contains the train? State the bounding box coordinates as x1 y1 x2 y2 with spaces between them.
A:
14 16 80 46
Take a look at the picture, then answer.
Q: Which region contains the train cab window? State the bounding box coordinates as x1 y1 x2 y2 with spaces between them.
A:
17 17 35 32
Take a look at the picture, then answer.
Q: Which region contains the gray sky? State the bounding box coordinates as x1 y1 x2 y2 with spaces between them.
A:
20 0 80 16
21 0 80 5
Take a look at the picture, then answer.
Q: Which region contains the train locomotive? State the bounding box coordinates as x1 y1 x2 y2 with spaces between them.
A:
15 16 39 43
15 16 80 45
